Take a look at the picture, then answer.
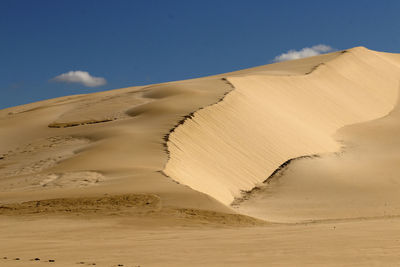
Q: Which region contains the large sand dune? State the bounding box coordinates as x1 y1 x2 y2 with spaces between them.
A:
2 47 400 266
165 47 400 205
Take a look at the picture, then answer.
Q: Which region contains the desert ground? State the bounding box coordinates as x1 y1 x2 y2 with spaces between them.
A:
1 46 400 266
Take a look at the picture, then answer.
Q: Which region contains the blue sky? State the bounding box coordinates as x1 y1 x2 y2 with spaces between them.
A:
1 0 400 109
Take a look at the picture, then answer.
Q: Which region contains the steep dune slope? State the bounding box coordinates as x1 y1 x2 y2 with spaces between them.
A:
2 46 400 217
0 47 344 216
237 80 400 223
3 47 400 266
164 47 400 205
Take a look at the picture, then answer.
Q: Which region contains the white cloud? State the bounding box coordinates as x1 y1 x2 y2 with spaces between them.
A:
51 71 107 87
273 44 335 62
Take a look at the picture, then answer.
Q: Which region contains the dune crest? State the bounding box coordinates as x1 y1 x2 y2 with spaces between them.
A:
164 47 400 205
4 47 400 266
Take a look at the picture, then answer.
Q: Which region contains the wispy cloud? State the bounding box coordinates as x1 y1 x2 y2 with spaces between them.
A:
273 45 335 62
51 71 107 87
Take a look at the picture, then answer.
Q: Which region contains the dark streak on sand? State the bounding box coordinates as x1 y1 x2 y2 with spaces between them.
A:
48 119 115 128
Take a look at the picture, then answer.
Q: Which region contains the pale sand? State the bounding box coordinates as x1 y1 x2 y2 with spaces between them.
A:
1 216 400 266
165 47 400 205
1 47 400 266
236 82 400 223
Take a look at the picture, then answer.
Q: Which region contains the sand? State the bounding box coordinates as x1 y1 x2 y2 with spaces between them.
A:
2 46 400 266
236 83 400 223
165 47 400 205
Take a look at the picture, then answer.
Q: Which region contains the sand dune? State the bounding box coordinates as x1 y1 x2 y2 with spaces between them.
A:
165 47 400 205
236 83 400 223
2 46 400 265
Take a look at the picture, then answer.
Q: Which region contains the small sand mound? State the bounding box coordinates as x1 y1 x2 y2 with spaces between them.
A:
141 84 189 99
174 208 267 226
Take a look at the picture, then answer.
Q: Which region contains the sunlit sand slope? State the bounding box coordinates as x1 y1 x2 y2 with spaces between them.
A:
165 47 400 205
0 77 236 215
0 47 343 215
2 47 400 266
236 80 400 223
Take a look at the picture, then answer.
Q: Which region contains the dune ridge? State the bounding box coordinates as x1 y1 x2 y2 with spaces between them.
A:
236 80 400 223
164 47 400 205
3 47 400 266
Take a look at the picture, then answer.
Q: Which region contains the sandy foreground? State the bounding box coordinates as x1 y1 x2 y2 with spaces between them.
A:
1 47 400 266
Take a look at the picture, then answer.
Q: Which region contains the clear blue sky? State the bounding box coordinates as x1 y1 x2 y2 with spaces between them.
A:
1 0 400 109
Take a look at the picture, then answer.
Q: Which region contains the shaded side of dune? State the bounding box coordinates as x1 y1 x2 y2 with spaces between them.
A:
235 80 400 223
164 47 400 205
